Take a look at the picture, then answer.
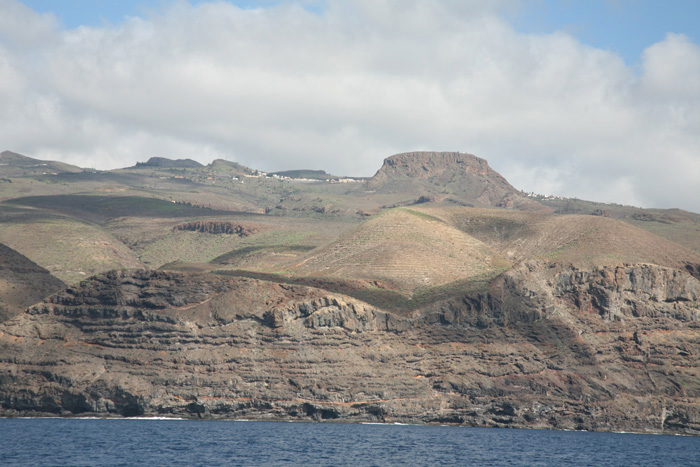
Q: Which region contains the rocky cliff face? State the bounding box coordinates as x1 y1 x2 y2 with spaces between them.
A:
369 152 503 186
367 152 544 211
1 266 698 435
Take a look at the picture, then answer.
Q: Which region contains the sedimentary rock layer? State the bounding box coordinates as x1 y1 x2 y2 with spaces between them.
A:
1 266 698 435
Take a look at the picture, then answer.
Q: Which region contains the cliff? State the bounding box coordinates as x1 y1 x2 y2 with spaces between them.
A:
1 149 699 435
367 152 545 211
1 266 698 434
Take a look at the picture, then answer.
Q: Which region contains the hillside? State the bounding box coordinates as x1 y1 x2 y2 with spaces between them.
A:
269 169 336 180
536 197 700 255
134 157 203 169
0 150 700 434
0 243 65 322
367 152 546 211
0 150 82 177
414 206 700 271
206 159 256 176
285 208 511 290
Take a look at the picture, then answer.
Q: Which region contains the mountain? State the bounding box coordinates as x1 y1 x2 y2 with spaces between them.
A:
0 150 699 435
0 243 66 322
134 156 204 169
0 150 82 177
367 152 546 211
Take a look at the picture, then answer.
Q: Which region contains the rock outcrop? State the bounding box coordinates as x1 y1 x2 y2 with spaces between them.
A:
1 149 699 435
367 152 545 211
1 266 699 435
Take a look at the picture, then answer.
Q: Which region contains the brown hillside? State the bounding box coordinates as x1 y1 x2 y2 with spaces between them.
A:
0 150 82 177
0 243 66 322
0 216 144 285
367 152 545 211
414 206 700 271
285 208 511 290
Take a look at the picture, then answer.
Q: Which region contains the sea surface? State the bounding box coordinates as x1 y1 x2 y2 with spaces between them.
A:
1 418 698 466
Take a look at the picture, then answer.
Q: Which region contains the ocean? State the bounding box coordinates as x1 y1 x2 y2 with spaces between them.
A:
1 418 698 466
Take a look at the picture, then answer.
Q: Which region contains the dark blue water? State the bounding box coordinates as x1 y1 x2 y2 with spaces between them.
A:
1 419 698 466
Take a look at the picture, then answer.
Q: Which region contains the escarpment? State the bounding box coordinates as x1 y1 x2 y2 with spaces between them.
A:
368 152 508 190
1 266 699 435
415 261 700 327
366 152 545 211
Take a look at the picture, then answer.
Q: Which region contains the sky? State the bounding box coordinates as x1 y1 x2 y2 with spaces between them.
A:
1 0 700 212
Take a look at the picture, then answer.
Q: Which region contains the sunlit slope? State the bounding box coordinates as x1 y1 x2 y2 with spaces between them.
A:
285 208 512 289
536 197 700 255
0 208 143 284
415 206 700 269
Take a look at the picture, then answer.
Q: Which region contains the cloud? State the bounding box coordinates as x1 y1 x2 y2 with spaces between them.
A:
1 0 699 211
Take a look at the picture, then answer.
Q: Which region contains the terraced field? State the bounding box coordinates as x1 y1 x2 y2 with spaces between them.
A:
416 206 700 269
286 208 512 289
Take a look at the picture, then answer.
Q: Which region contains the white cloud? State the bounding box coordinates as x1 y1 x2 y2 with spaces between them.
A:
1 0 699 211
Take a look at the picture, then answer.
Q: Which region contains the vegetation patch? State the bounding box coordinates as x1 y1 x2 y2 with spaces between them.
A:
173 220 261 236
4 194 238 220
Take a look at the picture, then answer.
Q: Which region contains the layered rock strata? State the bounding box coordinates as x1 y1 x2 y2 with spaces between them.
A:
0 266 698 435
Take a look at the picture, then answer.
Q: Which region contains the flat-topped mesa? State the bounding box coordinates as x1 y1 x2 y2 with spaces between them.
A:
134 156 203 169
370 151 503 183
367 152 544 211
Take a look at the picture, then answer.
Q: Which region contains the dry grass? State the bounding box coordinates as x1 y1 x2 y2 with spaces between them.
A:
284 208 512 290
2 155 700 302
414 206 700 269
0 217 142 284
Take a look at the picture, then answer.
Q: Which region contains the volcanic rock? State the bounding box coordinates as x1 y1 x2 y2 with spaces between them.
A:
367 152 545 211
1 266 699 435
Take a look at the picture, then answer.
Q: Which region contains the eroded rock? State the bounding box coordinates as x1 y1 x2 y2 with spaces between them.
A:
1 267 699 435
